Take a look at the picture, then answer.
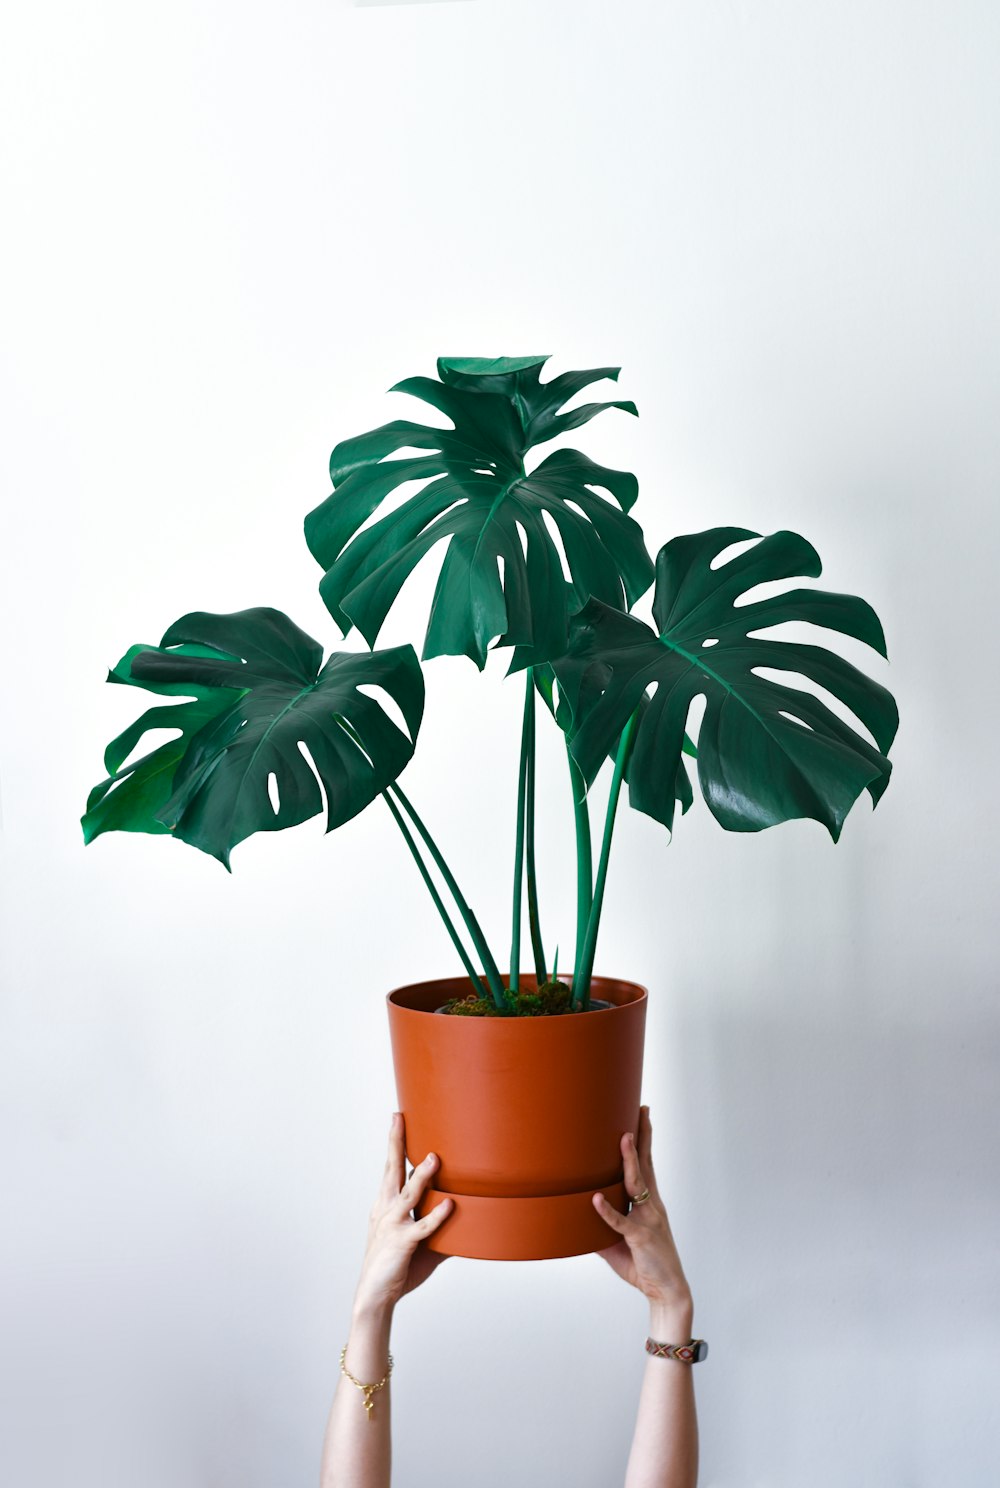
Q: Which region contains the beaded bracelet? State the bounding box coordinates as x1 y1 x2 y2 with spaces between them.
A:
645 1337 709 1363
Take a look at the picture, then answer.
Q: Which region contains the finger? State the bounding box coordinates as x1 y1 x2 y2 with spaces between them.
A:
637 1106 653 1171
637 1106 660 1197
413 1195 453 1238
382 1112 406 1196
399 1151 439 1212
621 1131 645 1199
592 1191 629 1236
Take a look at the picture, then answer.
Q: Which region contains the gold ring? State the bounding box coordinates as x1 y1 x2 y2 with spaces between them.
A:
631 1188 650 1205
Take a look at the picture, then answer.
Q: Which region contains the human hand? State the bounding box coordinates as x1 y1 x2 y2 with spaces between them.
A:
592 1106 694 1336
352 1112 452 1321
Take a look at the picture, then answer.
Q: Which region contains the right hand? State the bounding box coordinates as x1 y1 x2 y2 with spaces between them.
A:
592 1106 693 1327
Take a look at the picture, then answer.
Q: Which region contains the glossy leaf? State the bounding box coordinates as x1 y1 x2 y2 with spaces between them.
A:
555 528 897 839
83 608 423 867
82 645 245 843
533 661 695 820
305 357 653 669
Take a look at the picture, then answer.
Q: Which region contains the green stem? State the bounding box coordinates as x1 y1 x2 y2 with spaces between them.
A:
573 710 640 1010
509 673 532 996
524 673 547 985
382 792 487 999
567 743 593 994
388 783 506 1010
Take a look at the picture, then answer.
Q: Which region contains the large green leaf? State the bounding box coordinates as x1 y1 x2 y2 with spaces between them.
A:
82 643 246 844
305 357 654 669
533 660 696 821
82 608 424 867
554 528 897 840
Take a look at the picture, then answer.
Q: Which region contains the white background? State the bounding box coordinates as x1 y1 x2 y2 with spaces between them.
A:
2 3 998 1484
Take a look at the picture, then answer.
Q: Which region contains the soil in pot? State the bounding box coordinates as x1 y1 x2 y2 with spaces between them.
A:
437 979 612 1017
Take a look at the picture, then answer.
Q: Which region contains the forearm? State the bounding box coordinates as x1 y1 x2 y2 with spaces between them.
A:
321 1301 394 1488
623 1300 699 1488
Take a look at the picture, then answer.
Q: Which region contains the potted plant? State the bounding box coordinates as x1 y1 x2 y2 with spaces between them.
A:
83 356 897 1260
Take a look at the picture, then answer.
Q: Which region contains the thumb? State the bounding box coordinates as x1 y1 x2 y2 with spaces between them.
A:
592 1192 629 1236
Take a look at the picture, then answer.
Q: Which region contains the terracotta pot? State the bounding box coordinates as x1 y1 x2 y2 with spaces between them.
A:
386 974 647 1261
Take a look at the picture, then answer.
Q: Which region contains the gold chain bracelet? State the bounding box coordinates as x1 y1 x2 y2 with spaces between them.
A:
340 1346 394 1423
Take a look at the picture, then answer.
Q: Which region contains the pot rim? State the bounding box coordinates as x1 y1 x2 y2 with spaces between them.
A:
387 973 648 1020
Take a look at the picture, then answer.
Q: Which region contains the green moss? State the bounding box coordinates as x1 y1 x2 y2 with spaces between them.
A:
441 980 577 1017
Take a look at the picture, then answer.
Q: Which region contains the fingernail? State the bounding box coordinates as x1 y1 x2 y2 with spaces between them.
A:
425 1152 437 1165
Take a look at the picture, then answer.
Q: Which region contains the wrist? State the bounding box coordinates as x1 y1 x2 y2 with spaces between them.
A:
344 1297 394 1386
351 1292 396 1332
648 1294 694 1343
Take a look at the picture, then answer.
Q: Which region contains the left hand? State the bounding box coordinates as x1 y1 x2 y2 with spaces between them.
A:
352 1112 452 1318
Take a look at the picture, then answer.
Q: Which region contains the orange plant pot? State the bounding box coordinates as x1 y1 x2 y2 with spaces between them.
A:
386 974 647 1261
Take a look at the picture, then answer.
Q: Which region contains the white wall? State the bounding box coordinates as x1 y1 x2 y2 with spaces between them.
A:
2 3 997 1485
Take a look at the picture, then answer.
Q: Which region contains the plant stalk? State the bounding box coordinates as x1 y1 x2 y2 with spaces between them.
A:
509 672 532 995
382 792 487 999
388 783 506 1010
573 710 640 1010
567 743 593 996
524 671 548 985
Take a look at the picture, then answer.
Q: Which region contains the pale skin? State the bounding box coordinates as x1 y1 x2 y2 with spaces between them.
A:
593 1106 699 1488
321 1106 697 1488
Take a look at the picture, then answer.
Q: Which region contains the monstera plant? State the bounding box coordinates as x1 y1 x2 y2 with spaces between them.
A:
83 356 897 1015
